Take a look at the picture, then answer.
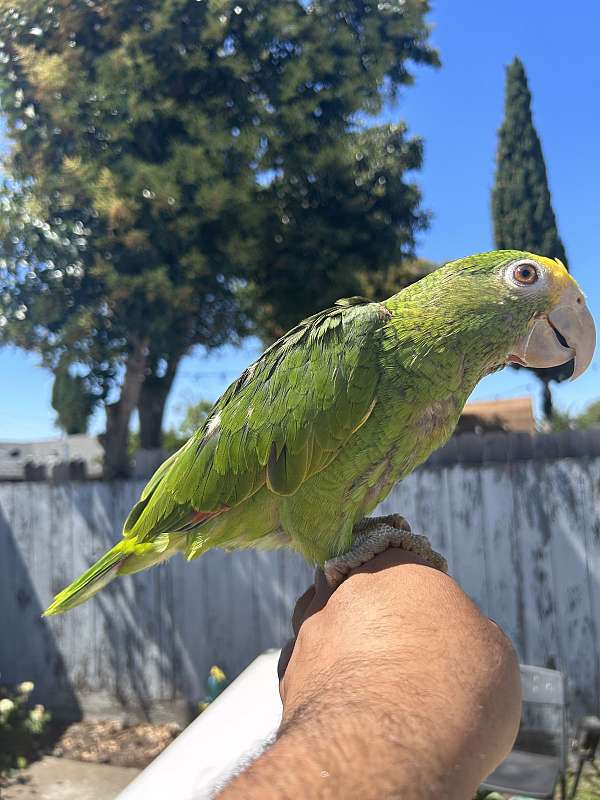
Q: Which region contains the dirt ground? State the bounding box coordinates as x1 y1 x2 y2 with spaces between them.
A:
0 720 181 800
48 719 181 769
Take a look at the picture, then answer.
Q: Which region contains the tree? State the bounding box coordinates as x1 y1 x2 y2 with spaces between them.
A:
492 57 571 419
130 397 212 453
51 368 99 435
577 400 600 429
548 399 600 432
357 256 437 303
0 0 438 474
177 398 213 440
244 119 435 343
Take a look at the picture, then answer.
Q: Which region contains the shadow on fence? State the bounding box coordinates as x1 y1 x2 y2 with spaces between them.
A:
0 489 81 720
0 432 598 724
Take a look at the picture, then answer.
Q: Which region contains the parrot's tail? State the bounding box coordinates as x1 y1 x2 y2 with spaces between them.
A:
43 542 127 616
43 538 162 616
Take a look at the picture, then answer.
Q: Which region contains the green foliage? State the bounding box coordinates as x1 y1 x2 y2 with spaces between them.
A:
51 367 99 434
357 257 437 302
0 0 438 388
546 408 574 432
130 397 212 454
493 58 567 264
177 399 213 441
0 0 249 407
245 122 435 342
157 399 212 452
564 766 600 800
577 399 600 428
160 428 187 454
0 681 50 775
492 57 571 407
547 398 600 431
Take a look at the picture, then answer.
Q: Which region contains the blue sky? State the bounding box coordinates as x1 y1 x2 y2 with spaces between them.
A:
2 0 599 441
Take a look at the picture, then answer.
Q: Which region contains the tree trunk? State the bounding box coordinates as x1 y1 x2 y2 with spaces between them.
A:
541 378 553 421
138 352 182 449
102 338 148 480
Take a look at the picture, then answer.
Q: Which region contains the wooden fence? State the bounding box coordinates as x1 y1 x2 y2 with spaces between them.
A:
1 437 599 722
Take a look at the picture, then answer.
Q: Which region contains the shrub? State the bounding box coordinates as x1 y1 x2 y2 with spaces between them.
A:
0 681 51 775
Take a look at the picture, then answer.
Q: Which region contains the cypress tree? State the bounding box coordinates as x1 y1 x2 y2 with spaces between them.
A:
492 57 571 419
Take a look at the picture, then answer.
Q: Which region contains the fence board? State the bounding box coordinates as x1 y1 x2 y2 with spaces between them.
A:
511 461 561 668
11 484 32 684
0 485 18 681
91 484 118 696
69 482 96 694
583 459 600 711
412 468 450 561
0 455 598 723
479 464 524 654
445 465 489 613
545 460 597 714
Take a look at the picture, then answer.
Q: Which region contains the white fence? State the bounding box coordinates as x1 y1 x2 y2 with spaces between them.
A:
1 452 599 722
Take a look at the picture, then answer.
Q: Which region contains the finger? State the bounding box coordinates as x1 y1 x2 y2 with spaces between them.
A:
313 568 335 606
292 585 316 636
278 638 295 685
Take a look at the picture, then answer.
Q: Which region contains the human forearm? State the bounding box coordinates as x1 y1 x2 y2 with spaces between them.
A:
221 674 465 799
219 556 521 800
219 695 445 799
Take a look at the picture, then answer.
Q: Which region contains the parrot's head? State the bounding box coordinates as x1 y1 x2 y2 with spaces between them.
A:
404 249 596 382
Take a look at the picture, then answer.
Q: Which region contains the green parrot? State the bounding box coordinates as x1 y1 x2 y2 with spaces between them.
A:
44 250 595 615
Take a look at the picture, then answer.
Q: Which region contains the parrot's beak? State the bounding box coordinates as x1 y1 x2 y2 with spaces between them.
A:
507 285 596 380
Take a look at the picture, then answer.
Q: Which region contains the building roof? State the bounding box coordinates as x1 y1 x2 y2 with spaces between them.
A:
0 434 103 480
460 396 536 434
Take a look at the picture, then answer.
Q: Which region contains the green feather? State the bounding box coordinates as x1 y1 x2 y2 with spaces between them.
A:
46 251 574 611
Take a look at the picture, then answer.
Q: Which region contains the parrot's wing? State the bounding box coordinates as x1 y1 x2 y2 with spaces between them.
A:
124 297 388 543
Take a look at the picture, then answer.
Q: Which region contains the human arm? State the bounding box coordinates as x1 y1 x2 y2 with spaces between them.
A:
218 551 521 800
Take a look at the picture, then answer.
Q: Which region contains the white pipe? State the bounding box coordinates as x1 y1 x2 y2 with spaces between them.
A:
118 650 283 800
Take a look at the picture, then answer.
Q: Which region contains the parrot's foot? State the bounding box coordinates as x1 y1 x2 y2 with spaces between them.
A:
323 514 448 589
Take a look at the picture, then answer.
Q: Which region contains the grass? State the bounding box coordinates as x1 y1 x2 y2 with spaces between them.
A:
562 763 600 800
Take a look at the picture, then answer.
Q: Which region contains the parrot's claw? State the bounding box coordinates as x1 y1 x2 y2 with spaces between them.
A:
323 514 448 589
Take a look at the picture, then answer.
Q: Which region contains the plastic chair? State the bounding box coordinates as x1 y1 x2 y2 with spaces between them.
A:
480 664 568 799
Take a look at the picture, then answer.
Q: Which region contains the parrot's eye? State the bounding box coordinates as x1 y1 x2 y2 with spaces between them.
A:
513 263 539 285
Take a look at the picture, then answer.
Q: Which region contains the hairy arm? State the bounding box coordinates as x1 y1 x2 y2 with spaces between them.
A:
218 552 521 800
